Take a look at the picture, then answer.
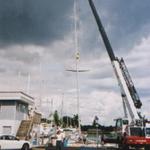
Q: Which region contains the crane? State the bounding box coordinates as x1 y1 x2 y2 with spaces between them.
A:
88 0 150 149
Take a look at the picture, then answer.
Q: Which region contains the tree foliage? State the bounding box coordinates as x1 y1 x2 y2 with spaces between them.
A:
61 114 79 128
53 110 60 126
92 116 99 127
73 114 79 127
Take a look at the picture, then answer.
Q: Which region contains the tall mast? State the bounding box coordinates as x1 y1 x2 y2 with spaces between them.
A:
74 0 81 131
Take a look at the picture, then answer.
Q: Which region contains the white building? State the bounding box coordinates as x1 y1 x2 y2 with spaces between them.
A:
0 91 34 136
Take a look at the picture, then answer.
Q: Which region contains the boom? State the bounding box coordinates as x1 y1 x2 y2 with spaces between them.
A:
88 0 115 61
88 1 150 149
88 0 142 121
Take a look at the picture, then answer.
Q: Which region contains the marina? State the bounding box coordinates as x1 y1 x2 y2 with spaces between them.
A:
0 0 150 150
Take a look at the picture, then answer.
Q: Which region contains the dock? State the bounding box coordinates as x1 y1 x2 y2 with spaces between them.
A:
32 144 118 150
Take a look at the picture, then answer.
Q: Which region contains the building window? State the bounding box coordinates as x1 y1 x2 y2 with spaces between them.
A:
17 103 21 112
17 103 26 113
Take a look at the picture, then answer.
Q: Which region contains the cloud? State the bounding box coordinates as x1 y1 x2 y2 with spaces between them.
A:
78 90 123 125
0 45 40 64
0 0 73 47
82 0 150 54
0 0 150 125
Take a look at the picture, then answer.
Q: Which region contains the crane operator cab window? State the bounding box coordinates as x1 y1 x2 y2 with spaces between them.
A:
116 119 128 128
145 128 150 137
116 119 122 128
122 120 128 125
130 127 144 137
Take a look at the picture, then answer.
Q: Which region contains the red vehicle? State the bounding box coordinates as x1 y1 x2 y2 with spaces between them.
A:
115 119 150 149
88 0 150 149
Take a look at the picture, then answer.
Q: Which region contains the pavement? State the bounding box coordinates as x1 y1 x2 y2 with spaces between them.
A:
32 148 118 150
32 144 118 150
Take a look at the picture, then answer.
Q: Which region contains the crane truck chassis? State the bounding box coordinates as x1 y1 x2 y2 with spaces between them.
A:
88 0 150 149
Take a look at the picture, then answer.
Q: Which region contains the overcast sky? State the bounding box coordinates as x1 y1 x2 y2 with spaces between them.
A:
0 0 150 125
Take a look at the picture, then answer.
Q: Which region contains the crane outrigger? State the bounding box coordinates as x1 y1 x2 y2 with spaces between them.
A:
88 0 150 149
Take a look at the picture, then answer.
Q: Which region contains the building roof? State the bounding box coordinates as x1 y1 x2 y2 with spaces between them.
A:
0 91 34 105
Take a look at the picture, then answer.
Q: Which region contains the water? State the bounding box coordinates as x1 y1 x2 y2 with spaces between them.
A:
86 134 101 144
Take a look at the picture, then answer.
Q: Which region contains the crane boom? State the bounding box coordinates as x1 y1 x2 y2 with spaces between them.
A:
119 58 142 108
88 1 150 148
88 0 142 121
88 0 115 61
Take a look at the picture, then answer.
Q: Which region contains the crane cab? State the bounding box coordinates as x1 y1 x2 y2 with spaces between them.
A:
115 119 150 148
115 118 129 131
115 118 129 141
128 121 150 138
115 118 146 137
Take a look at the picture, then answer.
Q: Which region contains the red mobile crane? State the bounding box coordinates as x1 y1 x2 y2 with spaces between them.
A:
88 0 150 149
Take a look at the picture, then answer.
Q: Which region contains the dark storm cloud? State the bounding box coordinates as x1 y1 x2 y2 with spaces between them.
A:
0 0 73 47
104 0 150 49
80 0 150 55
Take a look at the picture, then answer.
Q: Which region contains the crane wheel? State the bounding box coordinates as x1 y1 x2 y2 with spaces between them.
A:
145 145 150 150
122 144 129 150
21 143 29 150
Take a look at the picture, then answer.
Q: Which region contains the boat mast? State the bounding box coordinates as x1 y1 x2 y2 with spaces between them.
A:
74 0 81 132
